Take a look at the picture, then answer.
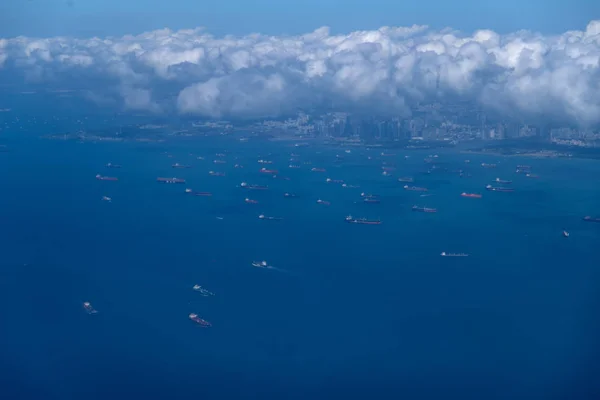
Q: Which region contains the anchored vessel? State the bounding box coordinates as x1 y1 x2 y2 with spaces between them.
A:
412 206 437 213
185 188 212 196
404 185 428 192
157 177 185 184
345 215 381 225
96 174 118 181
240 182 268 190
486 184 514 192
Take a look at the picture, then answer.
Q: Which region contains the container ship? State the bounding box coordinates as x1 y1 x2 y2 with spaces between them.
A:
185 188 212 196
289 164 301 169
209 171 226 177
412 206 437 213
495 178 512 184
404 185 428 192
311 167 326 172
172 163 191 169
486 185 514 192
188 313 212 327
398 177 414 183
96 174 118 181
345 215 381 225
583 216 600 223
257 159 273 164
105 163 121 168
260 167 278 174
240 182 268 190
157 177 185 184
461 193 482 198
83 302 98 314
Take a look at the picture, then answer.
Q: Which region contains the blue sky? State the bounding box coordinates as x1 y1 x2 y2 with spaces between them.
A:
2 0 600 38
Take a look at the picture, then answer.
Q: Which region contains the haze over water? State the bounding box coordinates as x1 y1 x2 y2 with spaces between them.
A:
1 127 600 399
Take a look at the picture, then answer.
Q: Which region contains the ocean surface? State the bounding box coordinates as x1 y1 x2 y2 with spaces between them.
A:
1 123 600 399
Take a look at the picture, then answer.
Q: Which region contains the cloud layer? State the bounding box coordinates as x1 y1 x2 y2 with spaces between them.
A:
1 22 600 126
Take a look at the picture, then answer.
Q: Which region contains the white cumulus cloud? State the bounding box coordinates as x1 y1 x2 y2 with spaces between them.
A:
1 21 600 126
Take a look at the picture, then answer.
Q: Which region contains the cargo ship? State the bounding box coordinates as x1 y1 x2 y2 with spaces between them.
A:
258 159 273 164
245 198 258 204
495 178 512 184
516 165 531 169
404 185 428 192
380 152 395 156
316 199 330 206
481 163 497 168
345 215 382 225
215 153 226 157
96 174 118 181
234 164 243 169
105 162 121 168
284 193 298 198
188 313 212 327
486 184 514 192
240 182 268 190
289 164 301 169
192 285 214 296
157 177 185 184
461 193 482 198
412 206 437 213
326 178 344 183
102 196 112 202
440 252 469 257
172 163 191 169
526 173 539 178
185 188 212 196
213 159 227 164
583 216 600 223
563 230 570 238
341 184 360 188
258 214 283 221
398 177 414 183
83 302 98 314
382 166 396 172
209 171 225 177
311 167 326 172
260 167 278 174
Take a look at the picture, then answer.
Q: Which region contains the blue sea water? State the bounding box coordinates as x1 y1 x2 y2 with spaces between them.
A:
1 125 600 399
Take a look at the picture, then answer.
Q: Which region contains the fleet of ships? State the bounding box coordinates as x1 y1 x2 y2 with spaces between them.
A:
88 147 600 326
